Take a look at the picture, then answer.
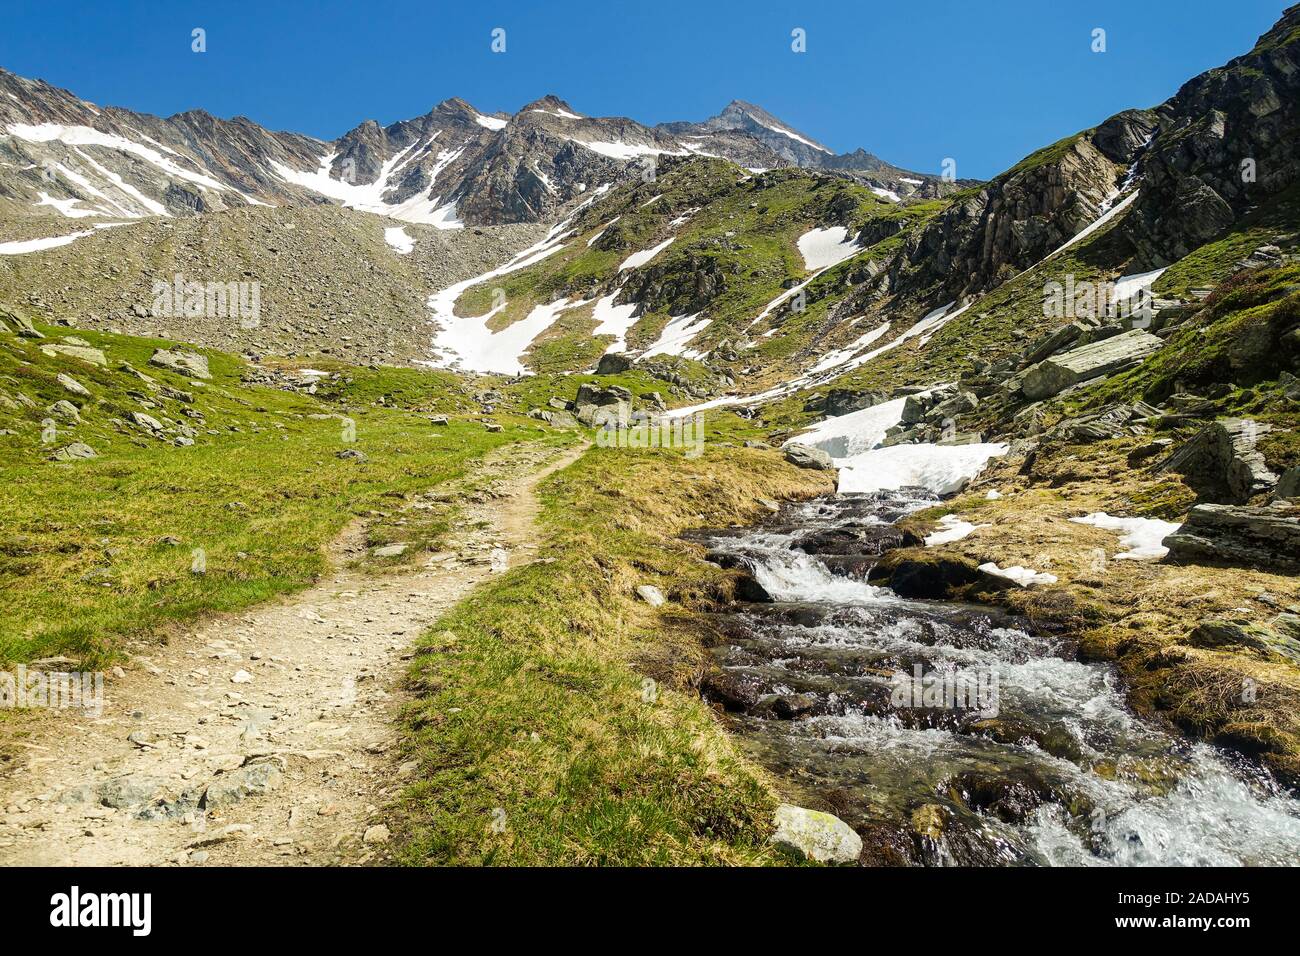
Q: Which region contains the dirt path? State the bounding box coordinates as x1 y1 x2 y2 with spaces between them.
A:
0 440 585 866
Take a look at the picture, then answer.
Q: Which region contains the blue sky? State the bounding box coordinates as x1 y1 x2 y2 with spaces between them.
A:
0 0 1287 179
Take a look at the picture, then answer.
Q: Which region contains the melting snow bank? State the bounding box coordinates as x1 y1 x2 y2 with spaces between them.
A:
618 236 674 271
0 221 125 255
639 313 709 359
784 396 909 459
838 442 1009 495
925 515 986 547
796 226 862 270
1069 512 1182 560
978 562 1058 587
383 226 414 254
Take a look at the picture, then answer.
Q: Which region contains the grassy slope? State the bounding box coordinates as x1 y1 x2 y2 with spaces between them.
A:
397 444 833 865
0 313 552 667
450 158 899 372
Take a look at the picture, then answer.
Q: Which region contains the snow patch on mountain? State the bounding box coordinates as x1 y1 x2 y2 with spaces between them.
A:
619 236 674 271
639 313 709 359
383 226 415 254
796 225 862 270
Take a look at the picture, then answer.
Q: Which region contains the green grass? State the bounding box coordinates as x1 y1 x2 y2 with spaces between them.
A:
395 443 834 865
0 313 553 667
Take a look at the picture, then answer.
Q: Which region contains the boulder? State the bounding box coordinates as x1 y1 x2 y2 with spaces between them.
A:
1163 501 1300 571
149 348 211 380
783 443 834 471
56 373 90 398
201 760 283 809
0 306 42 338
1021 330 1164 399
595 352 633 375
770 804 862 864
42 343 106 366
50 442 97 461
1157 419 1277 503
574 383 631 427
47 400 81 422
1273 466 1299 501
129 411 164 433
699 670 761 711
1185 615 1300 665
824 388 888 417
635 584 665 607
1021 318 1098 366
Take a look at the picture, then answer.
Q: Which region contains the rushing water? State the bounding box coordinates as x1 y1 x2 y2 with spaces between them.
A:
697 493 1300 866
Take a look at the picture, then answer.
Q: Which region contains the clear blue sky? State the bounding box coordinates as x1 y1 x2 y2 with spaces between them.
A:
1 0 1288 179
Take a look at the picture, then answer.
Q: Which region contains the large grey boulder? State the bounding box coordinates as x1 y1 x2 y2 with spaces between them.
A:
770 804 862 864
149 348 211 380
824 388 888 417
1021 318 1099 366
783 443 834 471
1273 466 1299 501
574 383 631 427
42 343 106 366
1163 501 1300 571
1021 329 1164 399
594 352 633 375
1157 419 1277 503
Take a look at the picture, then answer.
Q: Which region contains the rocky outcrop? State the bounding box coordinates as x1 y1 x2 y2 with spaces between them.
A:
1123 5 1300 262
783 444 834 471
884 110 1157 303
1186 615 1300 665
1157 419 1278 503
1020 330 1164 399
1163 501 1300 570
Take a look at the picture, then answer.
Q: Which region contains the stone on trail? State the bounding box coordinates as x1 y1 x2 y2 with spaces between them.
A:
98 775 162 810
770 804 862 864
149 348 211 379
362 824 391 844
202 760 283 809
372 543 408 558
231 669 253 684
783 443 835 471
1021 329 1164 400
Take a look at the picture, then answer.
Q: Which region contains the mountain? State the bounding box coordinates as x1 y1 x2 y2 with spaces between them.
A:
0 73 958 229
